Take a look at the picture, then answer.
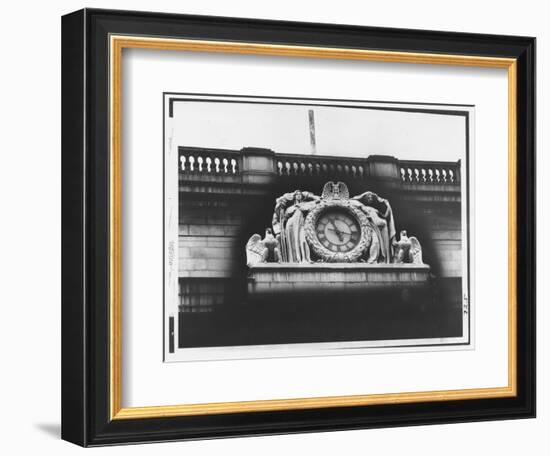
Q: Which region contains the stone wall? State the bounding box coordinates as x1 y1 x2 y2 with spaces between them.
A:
177 146 464 313
178 200 242 279
422 205 463 278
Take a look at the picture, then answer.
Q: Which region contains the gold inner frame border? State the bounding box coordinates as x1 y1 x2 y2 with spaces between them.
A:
109 35 518 420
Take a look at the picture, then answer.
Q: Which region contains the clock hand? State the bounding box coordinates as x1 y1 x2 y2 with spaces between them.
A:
328 221 344 241
329 227 352 241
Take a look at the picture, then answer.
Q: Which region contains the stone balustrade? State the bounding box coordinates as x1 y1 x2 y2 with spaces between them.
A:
399 160 461 185
179 147 241 175
179 146 461 188
275 154 367 179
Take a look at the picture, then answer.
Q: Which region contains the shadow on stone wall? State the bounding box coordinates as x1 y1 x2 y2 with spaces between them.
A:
178 277 463 348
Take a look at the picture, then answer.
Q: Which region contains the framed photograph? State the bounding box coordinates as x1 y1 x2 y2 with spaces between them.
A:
62 8 535 446
164 94 473 362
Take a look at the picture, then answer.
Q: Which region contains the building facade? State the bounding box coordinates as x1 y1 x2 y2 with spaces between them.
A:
176 146 465 347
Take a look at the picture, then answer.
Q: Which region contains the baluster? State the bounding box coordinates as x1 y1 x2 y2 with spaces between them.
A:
230 158 237 174
448 169 455 183
351 165 357 178
400 167 405 181
205 157 212 173
307 163 313 175
189 156 195 172
222 158 229 173
277 161 283 175
442 169 447 183
428 169 434 183
421 169 427 182
315 163 321 175
358 165 364 178
214 157 220 173
285 161 291 175
414 168 420 182
300 162 306 175
197 156 203 172
180 155 187 171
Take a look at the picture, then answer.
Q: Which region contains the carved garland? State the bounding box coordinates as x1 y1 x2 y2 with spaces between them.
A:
304 200 372 263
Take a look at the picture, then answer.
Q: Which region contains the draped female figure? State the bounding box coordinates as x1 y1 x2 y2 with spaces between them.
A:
351 191 397 263
272 190 320 263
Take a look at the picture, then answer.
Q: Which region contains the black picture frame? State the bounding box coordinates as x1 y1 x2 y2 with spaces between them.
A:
62 8 535 447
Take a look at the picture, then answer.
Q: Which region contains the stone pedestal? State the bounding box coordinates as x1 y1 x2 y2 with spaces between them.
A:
247 263 431 296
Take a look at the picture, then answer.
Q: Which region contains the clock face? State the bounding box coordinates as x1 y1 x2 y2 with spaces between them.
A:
315 209 361 253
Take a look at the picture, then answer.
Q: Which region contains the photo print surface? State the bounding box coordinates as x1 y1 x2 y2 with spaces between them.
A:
163 94 472 362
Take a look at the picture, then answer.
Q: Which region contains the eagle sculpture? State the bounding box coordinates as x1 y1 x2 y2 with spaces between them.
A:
394 230 423 264
246 228 280 266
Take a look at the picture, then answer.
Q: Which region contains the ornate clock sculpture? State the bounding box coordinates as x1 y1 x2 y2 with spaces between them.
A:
310 205 364 257
246 181 429 295
303 183 371 263
246 181 422 266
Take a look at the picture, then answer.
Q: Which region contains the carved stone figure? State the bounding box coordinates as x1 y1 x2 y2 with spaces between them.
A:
351 191 397 264
272 190 320 263
246 228 279 266
394 230 423 264
321 181 349 200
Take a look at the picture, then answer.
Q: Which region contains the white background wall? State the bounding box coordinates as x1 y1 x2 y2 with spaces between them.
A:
0 0 545 454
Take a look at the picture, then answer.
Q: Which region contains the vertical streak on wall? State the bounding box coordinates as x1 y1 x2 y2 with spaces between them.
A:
308 109 317 155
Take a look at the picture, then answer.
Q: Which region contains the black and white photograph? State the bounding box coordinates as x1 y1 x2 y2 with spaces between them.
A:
164 94 472 361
